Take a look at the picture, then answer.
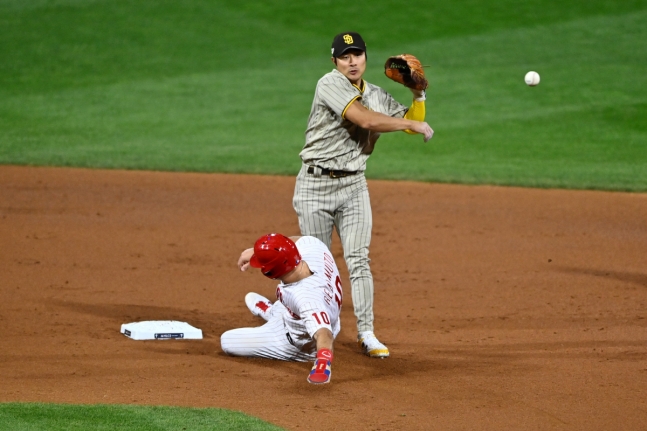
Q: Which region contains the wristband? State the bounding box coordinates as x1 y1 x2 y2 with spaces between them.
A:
308 348 333 384
317 348 333 362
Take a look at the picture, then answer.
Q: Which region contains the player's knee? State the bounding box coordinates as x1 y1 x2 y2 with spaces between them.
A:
346 256 372 277
344 247 370 263
220 331 236 356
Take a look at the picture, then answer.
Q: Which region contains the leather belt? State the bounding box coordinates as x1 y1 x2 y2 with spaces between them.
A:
307 165 358 178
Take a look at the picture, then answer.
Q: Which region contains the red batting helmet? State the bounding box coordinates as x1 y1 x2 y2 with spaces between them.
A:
249 233 301 279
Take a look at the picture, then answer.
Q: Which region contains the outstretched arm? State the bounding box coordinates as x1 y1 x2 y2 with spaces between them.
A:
308 328 334 385
314 327 334 351
344 99 433 142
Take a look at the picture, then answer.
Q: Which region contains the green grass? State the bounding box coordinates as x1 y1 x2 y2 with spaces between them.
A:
0 403 286 431
371 11 647 189
1 0 646 190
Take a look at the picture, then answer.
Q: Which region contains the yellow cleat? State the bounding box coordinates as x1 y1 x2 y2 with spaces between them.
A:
358 331 390 358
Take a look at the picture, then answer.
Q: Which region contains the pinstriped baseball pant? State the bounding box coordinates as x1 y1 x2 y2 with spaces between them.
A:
293 164 374 333
220 302 316 362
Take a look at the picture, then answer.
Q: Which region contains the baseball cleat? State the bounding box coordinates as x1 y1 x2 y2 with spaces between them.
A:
244 292 273 321
358 331 390 358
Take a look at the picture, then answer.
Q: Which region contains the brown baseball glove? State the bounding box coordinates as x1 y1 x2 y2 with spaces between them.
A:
384 54 428 91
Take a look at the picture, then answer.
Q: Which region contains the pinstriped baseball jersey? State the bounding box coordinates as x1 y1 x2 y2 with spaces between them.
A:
299 68 409 172
220 236 343 362
277 236 342 350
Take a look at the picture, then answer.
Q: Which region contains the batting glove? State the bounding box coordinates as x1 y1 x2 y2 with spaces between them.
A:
307 348 333 385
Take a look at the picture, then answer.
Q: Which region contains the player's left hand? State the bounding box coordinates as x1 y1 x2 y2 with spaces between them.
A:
384 53 428 91
410 88 426 100
237 248 254 271
307 348 333 384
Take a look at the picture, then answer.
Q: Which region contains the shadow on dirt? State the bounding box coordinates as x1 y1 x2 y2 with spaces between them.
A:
556 266 647 288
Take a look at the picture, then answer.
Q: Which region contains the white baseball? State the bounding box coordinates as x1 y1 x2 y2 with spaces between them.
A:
525 71 540 86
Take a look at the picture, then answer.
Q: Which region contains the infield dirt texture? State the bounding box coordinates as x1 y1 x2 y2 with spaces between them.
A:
2 165 646 430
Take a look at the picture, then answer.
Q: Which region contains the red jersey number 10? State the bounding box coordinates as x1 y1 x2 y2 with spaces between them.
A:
312 311 330 325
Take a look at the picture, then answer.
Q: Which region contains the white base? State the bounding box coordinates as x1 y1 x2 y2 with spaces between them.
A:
120 320 203 340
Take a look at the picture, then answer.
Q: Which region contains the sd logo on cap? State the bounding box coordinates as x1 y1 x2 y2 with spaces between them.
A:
331 32 366 58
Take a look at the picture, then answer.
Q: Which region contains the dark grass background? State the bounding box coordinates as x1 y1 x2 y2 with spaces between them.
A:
1 0 646 190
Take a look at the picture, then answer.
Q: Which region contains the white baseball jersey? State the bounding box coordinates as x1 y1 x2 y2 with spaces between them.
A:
277 236 342 350
220 236 343 362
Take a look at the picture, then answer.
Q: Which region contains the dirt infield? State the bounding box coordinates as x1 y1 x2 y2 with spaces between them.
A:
1 165 646 430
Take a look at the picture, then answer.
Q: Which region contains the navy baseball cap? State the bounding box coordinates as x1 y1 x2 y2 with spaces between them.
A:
331 32 366 58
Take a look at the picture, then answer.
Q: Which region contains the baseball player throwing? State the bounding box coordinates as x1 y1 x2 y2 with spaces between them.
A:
220 233 343 384
293 31 433 358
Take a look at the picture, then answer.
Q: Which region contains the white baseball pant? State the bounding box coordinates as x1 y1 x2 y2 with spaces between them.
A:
220 302 315 362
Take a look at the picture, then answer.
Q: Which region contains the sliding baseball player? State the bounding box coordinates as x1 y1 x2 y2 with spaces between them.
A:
220 233 343 385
